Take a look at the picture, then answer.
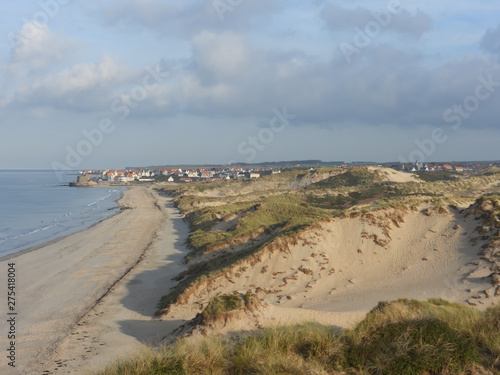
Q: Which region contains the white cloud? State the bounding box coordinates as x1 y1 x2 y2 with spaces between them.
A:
192 31 250 83
37 56 124 94
8 22 78 73
8 57 130 110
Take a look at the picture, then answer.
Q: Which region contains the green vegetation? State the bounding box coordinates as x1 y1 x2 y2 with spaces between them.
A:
184 169 328 194
307 167 380 189
201 294 243 322
96 299 500 375
473 167 500 177
306 193 355 209
156 191 335 311
130 169 500 375
181 193 330 254
416 170 460 182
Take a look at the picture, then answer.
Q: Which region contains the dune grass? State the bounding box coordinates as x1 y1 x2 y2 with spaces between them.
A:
182 193 330 254
307 167 380 190
201 294 243 322
96 299 500 375
415 171 460 182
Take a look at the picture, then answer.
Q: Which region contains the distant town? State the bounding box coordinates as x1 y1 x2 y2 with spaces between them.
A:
71 160 500 186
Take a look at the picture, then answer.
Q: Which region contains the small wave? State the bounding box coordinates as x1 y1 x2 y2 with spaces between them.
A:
87 193 112 207
24 224 57 236
0 223 58 243
0 186 124 255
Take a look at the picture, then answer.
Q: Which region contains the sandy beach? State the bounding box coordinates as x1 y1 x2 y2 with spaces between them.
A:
0 186 189 374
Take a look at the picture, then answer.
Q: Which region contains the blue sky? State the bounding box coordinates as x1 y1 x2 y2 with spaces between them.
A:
1 0 499 169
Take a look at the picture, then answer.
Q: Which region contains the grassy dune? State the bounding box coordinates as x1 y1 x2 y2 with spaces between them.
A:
96 299 500 374
155 168 500 312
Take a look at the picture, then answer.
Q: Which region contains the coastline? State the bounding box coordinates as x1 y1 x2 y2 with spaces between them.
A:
0 186 127 262
0 186 175 374
0 188 128 263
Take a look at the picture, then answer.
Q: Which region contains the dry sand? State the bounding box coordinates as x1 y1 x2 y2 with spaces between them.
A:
368 166 418 182
0 186 189 374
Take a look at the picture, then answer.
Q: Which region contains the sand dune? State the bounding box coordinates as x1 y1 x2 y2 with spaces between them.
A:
167 203 499 335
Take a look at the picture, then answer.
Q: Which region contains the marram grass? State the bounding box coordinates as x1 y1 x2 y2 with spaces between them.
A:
95 299 500 375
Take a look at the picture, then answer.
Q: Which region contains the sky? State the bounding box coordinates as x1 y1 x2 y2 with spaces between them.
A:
1 0 499 170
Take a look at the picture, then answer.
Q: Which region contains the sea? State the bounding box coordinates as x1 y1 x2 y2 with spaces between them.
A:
0 170 125 258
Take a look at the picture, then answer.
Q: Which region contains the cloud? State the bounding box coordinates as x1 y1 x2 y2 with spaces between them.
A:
321 4 432 36
8 22 78 73
4 24 499 134
93 0 282 37
481 23 500 57
127 39 500 132
6 57 131 111
2 3 498 136
192 31 250 84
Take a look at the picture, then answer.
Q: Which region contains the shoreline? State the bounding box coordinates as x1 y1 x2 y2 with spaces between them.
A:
0 187 128 262
0 186 171 374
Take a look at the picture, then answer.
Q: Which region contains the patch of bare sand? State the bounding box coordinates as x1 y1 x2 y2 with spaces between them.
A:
368 166 418 182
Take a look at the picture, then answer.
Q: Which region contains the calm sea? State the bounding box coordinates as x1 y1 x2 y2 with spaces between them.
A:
0 170 125 258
